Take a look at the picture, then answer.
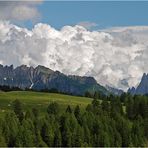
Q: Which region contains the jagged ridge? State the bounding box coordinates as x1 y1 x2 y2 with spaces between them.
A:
128 73 148 95
0 64 109 96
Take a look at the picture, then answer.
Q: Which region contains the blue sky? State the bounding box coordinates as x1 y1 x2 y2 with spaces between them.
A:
25 1 148 30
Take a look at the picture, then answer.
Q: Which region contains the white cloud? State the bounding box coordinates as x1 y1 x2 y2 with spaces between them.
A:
0 21 148 91
78 21 98 29
0 1 41 22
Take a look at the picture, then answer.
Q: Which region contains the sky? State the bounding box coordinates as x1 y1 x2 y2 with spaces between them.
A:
0 1 148 91
28 1 148 29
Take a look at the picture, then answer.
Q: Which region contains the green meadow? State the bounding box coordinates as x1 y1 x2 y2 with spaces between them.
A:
0 91 92 115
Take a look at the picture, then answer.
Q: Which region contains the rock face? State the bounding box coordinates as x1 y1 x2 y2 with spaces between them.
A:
0 64 108 96
106 85 124 95
128 73 148 95
128 87 136 95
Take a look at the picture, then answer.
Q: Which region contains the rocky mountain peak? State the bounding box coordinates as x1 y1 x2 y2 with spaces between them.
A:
128 73 148 95
35 65 54 75
15 65 30 70
141 73 148 81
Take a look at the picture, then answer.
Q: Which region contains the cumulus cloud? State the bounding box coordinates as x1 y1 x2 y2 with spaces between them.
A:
0 1 42 22
78 21 98 29
0 21 148 91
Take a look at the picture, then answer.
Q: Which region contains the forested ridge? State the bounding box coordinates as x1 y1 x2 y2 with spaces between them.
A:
0 93 148 147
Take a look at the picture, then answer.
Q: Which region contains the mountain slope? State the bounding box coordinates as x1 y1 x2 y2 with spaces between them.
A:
128 73 148 95
106 85 124 95
0 64 109 96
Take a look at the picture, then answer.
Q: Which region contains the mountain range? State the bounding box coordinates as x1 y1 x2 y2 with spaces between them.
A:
0 64 109 96
1 64 148 96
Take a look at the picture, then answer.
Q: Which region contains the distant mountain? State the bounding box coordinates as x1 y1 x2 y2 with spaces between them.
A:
106 85 124 95
0 64 109 96
128 73 148 95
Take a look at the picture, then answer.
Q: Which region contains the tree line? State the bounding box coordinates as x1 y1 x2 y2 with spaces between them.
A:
0 93 147 147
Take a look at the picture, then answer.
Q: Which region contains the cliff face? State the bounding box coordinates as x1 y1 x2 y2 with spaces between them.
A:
0 64 108 96
128 73 148 95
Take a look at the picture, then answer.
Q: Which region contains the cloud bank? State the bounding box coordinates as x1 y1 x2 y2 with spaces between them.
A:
0 21 148 91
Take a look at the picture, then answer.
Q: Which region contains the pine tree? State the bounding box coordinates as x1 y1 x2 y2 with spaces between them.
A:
139 97 148 119
12 99 24 122
41 121 54 147
144 118 148 139
92 98 101 114
110 97 123 116
118 118 131 147
74 105 80 118
131 116 145 146
66 105 72 113
86 104 93 112
83 125 91 146
62 126 72 147
98 130 110 147
35 130 47 147
15 119 35 147
47 102 60 115
114 129 122 147
74 105 82 124
101 100 110 113
25 110 34 120
60 114 72 147
0 118 6 147
3 112 19 147
74 125 84 147
126 97 134 119
54 129 62 147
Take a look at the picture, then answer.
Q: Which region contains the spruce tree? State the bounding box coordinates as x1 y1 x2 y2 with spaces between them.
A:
3 112 19 147
47 102 60 115
74 125 84 147
12 99 24 122
54 129 62 147
41 121 54 147
66 105 72 113
74 105 80 118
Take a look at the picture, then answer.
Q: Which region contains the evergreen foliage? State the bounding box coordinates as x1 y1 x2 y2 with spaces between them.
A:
0 93 147 147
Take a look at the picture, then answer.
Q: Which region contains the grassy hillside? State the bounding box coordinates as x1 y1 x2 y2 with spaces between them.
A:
0 91 92 115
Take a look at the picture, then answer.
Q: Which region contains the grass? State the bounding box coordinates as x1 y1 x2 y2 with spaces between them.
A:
0 91 92 115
